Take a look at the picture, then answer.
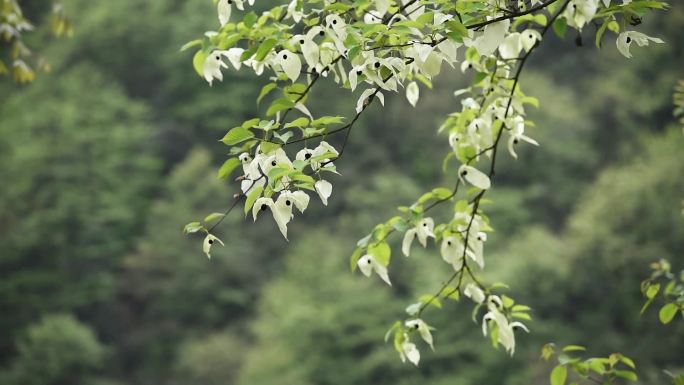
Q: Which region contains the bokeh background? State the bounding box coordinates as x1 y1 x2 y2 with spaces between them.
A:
1 1 683 385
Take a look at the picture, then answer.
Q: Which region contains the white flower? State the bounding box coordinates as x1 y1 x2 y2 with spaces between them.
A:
616 31 664 58
458 165 491 190
402 217 435 256
482 308 529 355
356 88 384 113
473 19 509 56
507 116 539 159
224 47 244 69
521 29 542 51
275 50 301 82
440 236 465 270
498 32 522 59
203 50 228 86
357 254 391 285
364 12 382 24
280 190 310 213
564 0 599 29
468 231 487 269
286 0 303 22
217 0 232 26
300 27 322 68
314 179 333 205
252 195 294 240
464 283 485 303
405 319 434 350
406 81 419 107
203 233 224 258
400 340 421 366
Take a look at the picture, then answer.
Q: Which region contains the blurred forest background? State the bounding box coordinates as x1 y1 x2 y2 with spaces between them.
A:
1 1 683 385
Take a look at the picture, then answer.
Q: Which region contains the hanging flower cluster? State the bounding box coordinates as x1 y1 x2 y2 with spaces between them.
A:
184 0 667 366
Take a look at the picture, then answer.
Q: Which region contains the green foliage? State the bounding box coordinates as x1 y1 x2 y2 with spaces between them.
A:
641 259 684 324
0 65 159 355
542 344 638 385
0 314 105 385
174 330 248 385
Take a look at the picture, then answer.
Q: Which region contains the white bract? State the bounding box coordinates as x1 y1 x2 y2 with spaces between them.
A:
564 0 599 29
507 116 539 159
481 296 529 355
405 319 434 350
203 233 224 258
357 254 391 285
458 165 491 190
276 50 302 82
203 51 228 86
464 283 485 304
314 179 333 205
406 81 420 107
402 217 435 256
400 339 421 366
616 31 664 58
440 235 465 270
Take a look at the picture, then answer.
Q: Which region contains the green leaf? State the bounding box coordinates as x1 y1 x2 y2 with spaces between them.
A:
550 365 567 385
259 141 281 154
204 212 225 223
222 127 255 145
244 185 264 215
659 303 678 324
257 83 277 105
446 19 468 38
183 221 204 234
284 117 309 128
255 38 278 61
218 157 241 179
311 116 345 127
350 247 363 271
511 312 532 321
646 283 660 299
266 98 295 116
619 355 636 370
368 241 391 266
180 39 202 52
615 370 638 381
192 49 208 77
419 294 442 309
562 345 586 352
273 131 294 143
552 17 567 39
